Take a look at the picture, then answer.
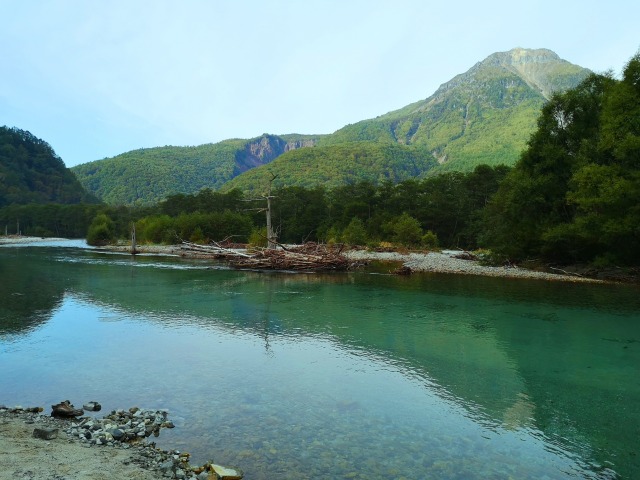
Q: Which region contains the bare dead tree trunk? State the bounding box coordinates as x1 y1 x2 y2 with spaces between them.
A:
265 174 278 249
242 173 279 249
131 222 137 255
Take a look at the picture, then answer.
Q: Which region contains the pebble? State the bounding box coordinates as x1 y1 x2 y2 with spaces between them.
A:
32 427 58 440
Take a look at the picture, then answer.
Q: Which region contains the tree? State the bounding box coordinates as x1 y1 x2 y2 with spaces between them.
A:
86 213 116 246
271 186 328 243
341 217 368 245
389 213 423 247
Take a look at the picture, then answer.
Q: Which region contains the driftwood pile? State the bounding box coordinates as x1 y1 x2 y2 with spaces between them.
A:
181 241 357 271
180 241 252 259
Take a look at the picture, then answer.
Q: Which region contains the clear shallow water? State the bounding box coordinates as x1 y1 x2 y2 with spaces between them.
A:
1 245 639 479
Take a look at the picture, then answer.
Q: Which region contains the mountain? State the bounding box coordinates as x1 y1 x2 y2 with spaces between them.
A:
221 142 439 194
0 126 97 207
72 134 322 205
72 48 591 204
317 48 591 173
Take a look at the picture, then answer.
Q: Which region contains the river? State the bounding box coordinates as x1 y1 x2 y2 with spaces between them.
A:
0 241 638 479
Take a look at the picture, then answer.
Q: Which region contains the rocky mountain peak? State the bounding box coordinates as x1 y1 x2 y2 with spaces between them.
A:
482 47 561 67
430 47 588 101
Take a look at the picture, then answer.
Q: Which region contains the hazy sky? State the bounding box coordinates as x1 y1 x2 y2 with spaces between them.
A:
1 1 638 167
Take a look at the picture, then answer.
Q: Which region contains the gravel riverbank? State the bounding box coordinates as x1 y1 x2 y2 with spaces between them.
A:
0 235 70 245
344 249 603 283
0 406 242 480
0 407 162 480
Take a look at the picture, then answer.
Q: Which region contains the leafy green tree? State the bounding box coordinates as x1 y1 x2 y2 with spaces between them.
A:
341 217 368 245
388 213 423 247
248 227 268 247
482 73 612 260
137 215 176 244
271 186 328 243
421 231 439 249
86 213 116 246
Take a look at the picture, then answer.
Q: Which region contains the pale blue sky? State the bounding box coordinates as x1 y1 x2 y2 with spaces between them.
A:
1 0 638 167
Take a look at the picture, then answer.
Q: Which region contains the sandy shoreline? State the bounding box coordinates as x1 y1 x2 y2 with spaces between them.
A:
0 408 159 480
344 249 604 283
0 406 243 480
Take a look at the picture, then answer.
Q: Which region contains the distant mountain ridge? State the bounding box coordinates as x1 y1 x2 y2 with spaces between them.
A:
72 48 592 204
72 134 322 205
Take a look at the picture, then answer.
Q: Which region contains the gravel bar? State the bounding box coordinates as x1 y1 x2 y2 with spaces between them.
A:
345 250 603 283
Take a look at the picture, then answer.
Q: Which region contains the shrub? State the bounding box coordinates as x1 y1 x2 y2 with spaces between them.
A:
86 213 116 246
248 227 268 247
392 213 423 247
421 230 439 249
341 218 368 246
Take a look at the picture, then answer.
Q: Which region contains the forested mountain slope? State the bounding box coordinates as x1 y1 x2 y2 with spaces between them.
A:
221 142 439 194
0 126 97 206
319 48 590 173
72 134 321 205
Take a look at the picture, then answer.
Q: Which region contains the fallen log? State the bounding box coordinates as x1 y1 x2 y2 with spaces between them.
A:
180 241 252 258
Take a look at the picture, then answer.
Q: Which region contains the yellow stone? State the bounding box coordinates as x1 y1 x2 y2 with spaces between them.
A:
211 463 244 480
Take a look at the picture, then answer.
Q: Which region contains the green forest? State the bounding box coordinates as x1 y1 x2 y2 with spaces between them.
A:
81 165 509 249
221 142 439 194
0 126 97 207
71 134 324 206
71 140 249 206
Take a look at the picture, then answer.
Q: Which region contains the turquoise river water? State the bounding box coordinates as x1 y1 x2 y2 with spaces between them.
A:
0 241 638 479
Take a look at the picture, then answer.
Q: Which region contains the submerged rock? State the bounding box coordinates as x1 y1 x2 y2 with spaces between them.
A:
83 401 102 411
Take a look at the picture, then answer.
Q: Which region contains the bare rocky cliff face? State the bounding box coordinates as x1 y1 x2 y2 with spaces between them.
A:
284 138 317 151
233 134 317 175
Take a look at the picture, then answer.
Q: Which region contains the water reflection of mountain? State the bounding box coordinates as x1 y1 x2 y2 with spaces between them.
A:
0 249 65 335
4 247 639 477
